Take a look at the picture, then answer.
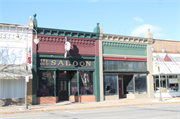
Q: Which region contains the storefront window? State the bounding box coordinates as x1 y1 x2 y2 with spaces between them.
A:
168 77 179 92
79 71 93 95
70 71 77 95
103 74 118 95
154 75 179 92
107 61 113 70
113 61 118 70
103 60 147 71
37 70 54 96
123 75 134 94
134 74 147 94
103 61 108 71
123 74 147 94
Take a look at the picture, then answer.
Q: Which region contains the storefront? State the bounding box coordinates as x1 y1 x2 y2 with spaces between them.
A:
0 23 33 106
98 29 154 101
151 40 180 98
35 57 97 104
31 15 100 104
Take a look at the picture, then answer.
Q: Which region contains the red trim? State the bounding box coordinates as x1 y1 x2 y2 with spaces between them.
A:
103 57 147 62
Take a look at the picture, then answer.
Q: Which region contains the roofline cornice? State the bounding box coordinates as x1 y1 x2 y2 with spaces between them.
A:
101 33 153 45
35 27 100 39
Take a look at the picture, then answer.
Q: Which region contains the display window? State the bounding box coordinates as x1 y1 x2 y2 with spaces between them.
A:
79 71 93 95
154 75 179 92
37 70 54 96
103 74 118 95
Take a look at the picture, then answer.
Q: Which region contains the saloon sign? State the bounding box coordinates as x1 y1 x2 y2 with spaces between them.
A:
39 58 94 69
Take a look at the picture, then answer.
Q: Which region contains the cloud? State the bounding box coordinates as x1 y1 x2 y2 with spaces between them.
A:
133 17 144 22
131 24 163 38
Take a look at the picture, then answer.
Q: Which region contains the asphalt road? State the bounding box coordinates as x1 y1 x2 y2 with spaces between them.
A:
1 104 180 119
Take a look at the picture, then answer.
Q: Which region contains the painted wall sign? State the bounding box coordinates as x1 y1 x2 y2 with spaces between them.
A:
38 58 94 69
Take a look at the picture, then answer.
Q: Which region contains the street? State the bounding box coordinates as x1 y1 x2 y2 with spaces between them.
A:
1 104 180 119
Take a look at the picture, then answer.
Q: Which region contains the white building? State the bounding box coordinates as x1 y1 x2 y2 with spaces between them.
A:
151 39 180 98
0 21 33 106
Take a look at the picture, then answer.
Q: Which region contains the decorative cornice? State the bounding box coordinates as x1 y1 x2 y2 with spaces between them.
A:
37 35 96 45
0 32 32 41
36 27 99 39
0 24 32 33
101 34 152 44
102 41 147 49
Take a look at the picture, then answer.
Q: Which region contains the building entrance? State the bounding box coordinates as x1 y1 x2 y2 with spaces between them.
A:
59 80 69 100
58 71 69 101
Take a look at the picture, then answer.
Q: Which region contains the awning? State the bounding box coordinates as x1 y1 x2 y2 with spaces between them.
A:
151 72 180 76
0 64 32 79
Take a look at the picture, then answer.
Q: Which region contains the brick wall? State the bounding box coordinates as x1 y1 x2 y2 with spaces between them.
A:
153 39 180 54
69 95 95 102
36 97 58 104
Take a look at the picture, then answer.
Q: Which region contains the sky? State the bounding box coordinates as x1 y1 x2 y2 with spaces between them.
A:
0 0 179 41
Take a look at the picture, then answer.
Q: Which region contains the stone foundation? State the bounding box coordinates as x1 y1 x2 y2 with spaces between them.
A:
0 98 25 106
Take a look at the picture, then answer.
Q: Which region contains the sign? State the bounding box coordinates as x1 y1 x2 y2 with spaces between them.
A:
26 76 29 82
65 42 71 52
64 36 71 58
153 56 158 68
39 58 94 69
169 78 178 84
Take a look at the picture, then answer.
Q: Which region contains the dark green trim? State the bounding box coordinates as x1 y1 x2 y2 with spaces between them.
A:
35 27 99 40
38 68 57 70
102 41 147 49
36 96 56 97
32 53 38 105
77 71 79 96
54 71 56 96
68 77 71 96
58 68 76 71
93 71 95 96
38 68 95 71
38 54 95 60
78 69 95 71
69 95 95 96
94 56 100 102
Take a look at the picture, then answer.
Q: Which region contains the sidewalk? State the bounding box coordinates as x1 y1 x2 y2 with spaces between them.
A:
1 98 180 115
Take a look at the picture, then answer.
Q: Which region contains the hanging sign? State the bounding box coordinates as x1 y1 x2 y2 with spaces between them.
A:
64 36 71 58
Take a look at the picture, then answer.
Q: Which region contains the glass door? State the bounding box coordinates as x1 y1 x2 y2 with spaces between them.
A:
58 71 69 101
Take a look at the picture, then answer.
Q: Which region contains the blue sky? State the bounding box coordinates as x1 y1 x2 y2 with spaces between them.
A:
0 0 179 41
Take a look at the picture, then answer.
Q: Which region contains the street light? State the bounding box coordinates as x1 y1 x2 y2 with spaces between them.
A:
151 46 165 102
15 27 39 110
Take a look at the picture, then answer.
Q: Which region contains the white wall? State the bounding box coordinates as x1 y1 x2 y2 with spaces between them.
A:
0 24 32 66
0 24 32 99
0 79 25 99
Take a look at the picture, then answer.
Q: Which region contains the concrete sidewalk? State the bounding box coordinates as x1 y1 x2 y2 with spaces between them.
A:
1 98 180 115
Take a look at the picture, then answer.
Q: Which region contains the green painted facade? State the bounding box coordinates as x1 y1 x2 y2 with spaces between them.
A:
32 54 100 104
102 41 147 56
36 27 99 39
32 53 38 105
94 56 100 102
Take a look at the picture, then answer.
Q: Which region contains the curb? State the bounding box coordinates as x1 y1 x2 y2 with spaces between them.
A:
1 102 180 115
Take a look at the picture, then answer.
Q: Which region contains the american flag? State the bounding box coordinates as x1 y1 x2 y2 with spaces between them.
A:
25 53 32 64
161 54 172 62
